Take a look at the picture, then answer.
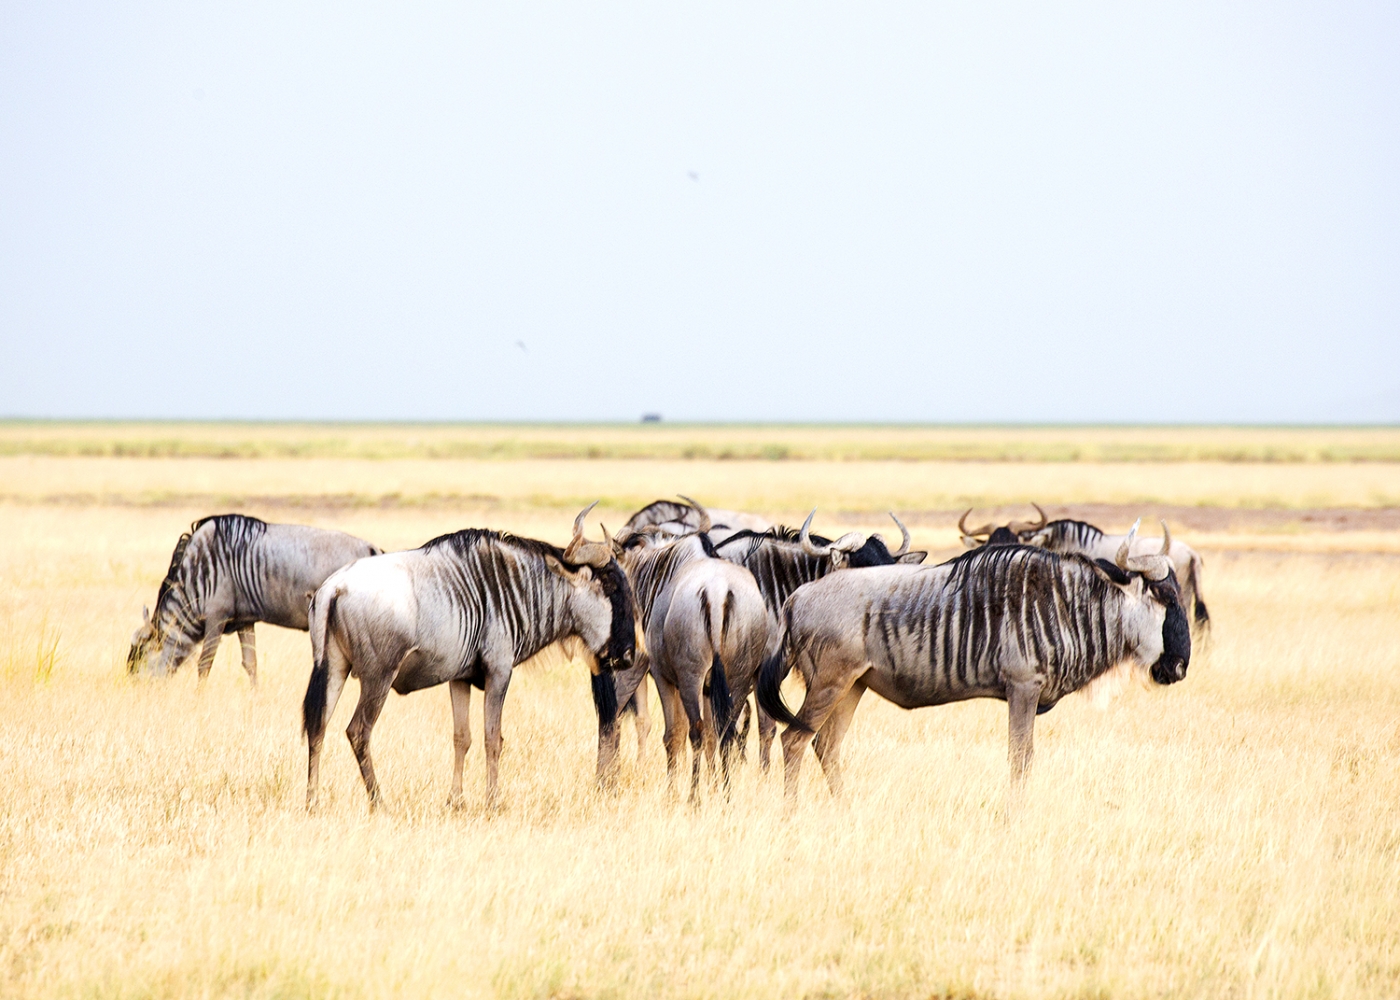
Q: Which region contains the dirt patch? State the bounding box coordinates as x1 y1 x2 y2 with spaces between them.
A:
892 504 1400 533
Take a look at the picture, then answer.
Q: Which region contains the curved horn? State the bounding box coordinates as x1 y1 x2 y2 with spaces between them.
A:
677 495 711 534
888 512 911 557
1008 502 1049 535
1115 518 1141 570
800 510 831 557
564 502 613 568
1121 519 1174 581
958 508 997 537
573 501 600 542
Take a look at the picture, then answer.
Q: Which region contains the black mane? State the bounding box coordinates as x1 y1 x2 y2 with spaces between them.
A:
155 513 267 611
714 525 899 567
716 525 832 548
422 527 636 667
422 526 566 563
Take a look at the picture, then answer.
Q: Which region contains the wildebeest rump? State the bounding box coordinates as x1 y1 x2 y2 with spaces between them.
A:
607 518 770 801
712 509 927 767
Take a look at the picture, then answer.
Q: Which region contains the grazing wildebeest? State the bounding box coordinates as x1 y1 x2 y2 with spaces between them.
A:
712 509 927 768
607 511 770 801
962 505 1210 631
127 514 380 684
757 521 1191 809
301 505 635 810
624 497 771 545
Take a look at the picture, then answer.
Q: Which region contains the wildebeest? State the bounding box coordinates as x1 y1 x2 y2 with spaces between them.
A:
607 512 770 801
757 521 1191 808
712 509 927 768
961 505 1209 630
301 505 635 810
127 514 380 684
957 505 1047 548
624 497 771 545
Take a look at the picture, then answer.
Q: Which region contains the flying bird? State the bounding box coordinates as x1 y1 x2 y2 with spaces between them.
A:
515 340 528 352
688 171 699 182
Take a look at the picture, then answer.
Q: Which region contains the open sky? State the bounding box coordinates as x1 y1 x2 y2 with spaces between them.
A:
1 2 1396 423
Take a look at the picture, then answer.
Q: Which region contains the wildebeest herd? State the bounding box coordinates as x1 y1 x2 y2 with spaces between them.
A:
128 499 1205 810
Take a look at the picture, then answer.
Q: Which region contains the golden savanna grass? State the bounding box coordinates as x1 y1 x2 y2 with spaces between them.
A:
2 425 1398 998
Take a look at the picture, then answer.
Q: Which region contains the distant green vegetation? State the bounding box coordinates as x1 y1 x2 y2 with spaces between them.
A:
2 421 1399 463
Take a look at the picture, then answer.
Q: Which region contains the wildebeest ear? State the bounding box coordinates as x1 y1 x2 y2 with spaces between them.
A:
1092 558 1133 586
544 554 592 585
897 551 928 564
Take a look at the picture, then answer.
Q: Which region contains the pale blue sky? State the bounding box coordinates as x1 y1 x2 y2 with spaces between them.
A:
1 2 1396 422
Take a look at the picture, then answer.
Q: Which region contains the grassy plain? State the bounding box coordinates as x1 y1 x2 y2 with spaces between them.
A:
1 425 1398 999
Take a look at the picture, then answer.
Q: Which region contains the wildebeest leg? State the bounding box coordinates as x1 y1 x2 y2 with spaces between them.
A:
813 681 866 799
346 671 396 809
599 657 649 786
237 627 257 686
632 671 652 765
447 680 472 809
1006 677 1044 812
780 655 860 806
481 663 514 808
678 677 707 805
756 704 777 773
195 621 225 681
653 672 685 798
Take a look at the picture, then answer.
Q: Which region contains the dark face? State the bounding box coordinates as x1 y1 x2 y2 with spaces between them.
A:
593 560 637 673
1147 573 1191 684
846 536 897 568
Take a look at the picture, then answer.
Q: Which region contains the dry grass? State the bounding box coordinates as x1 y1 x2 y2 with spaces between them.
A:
2 443 1399 998
4 421 1400 463
6 454 1400 512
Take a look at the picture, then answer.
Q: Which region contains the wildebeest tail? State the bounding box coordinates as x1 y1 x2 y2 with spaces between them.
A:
756 646 807 731
302 591 338 741
709 652 735 746
591 672 619 731
700 586 736 744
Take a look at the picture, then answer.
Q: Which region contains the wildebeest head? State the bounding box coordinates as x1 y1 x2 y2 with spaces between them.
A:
1092 520 1191 686
126 605 159 673
959 504 1048 548
799 510 927 568
551 503 636 676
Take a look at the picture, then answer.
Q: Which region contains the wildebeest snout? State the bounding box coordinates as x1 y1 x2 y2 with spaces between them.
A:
1151 655 1188 684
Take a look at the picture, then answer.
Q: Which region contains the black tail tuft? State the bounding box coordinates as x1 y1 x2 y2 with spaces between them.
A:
709 653 734 747
302 661 329 741
302 593 337 741
756 649 807 730
591 673 618 732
